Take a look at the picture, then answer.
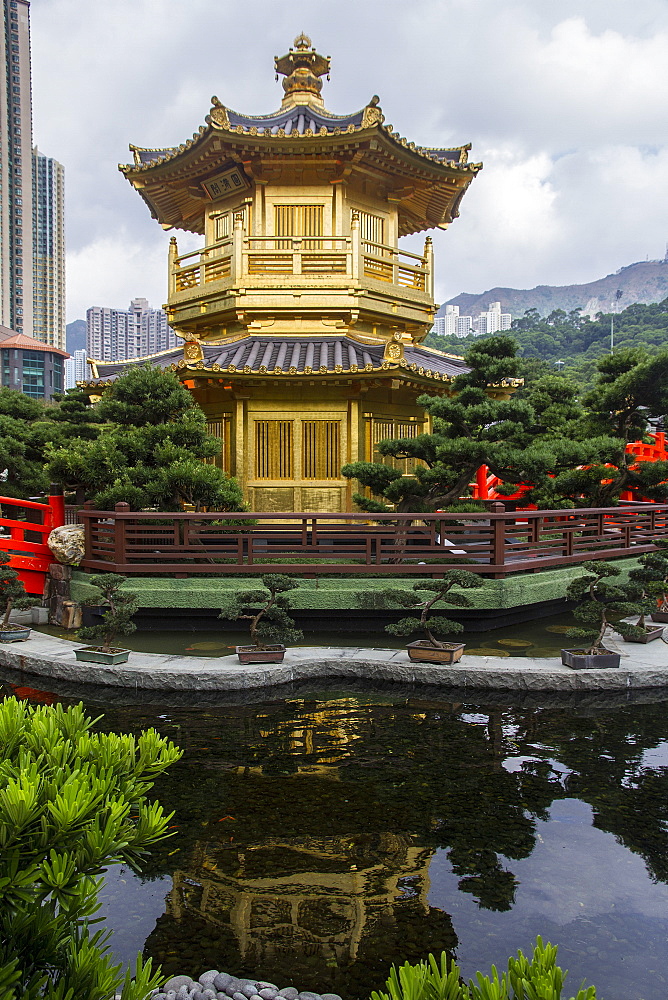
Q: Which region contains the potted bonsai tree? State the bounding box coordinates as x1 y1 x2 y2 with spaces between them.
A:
620 552 667 642
220 573 303 664
636 538 668 624
357 570 484 664
75 573 138 664
562 560 642 669
0 550 35 642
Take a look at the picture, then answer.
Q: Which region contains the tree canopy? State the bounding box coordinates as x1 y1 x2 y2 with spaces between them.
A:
343 337 668 512
46 366 245 511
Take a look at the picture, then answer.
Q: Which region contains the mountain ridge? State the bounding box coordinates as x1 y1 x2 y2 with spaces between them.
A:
441 259 668 320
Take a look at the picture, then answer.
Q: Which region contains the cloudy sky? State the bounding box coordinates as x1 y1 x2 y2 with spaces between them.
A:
29 0 668 322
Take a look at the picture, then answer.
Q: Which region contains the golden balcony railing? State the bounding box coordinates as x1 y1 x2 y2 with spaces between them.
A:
168 224 433 301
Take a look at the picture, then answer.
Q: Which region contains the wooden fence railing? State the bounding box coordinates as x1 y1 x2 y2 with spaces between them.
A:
76 502 668 579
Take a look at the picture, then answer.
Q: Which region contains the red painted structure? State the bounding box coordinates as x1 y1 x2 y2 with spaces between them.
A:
472 432 668 505
0 487 65 594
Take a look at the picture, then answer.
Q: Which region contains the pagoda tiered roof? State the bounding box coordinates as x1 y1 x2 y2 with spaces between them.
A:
83 335 469 387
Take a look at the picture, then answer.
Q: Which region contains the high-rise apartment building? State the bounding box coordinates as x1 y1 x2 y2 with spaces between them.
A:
0 2 65 348
473 302 512 335
64 347 87 389
33 148 65 349
86 298 179 362
0 0 33 337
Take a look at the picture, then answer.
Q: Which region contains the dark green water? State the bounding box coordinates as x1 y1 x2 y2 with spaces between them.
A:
4 674 668 1000
37 610 577 657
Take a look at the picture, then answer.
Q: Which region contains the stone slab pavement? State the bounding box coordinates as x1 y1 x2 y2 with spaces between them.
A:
1 630 668 693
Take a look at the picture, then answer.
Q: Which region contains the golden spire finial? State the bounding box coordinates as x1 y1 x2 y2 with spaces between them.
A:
274 35 331 110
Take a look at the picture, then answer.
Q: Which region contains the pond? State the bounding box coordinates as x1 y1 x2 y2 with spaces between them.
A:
3 673 668 1000
36 610 578 657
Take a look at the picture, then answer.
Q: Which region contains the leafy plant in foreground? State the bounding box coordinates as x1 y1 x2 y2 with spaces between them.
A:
370 936 597 1000
0 697 182 1000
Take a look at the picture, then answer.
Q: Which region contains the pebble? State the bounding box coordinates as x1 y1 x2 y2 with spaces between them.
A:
165 979 195 993
153 971 332 1000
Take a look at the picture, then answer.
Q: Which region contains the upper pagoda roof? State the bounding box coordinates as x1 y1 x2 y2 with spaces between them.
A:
120 35 481 238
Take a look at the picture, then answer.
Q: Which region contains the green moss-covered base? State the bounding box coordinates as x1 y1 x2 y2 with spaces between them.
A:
71 558 643 613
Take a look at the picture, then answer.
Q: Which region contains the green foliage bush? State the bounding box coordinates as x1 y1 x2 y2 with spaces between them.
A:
0 550 34 629
565 560 643 651
219 572 303 650
357 570 483 648
47 365 245 512
0 697 182 999
76 573 139 652
370 937 596 1000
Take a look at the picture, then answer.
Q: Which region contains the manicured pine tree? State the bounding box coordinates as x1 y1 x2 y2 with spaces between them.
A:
342 336 600 513
47 365 245 511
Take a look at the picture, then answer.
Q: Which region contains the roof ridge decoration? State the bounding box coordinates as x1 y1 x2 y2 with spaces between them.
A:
274 34 330 110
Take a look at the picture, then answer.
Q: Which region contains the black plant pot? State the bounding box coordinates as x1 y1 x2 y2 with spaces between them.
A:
561 647 620 670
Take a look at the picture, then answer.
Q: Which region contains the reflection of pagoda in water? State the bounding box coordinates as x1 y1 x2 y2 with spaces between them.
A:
165 833 441 976
144 700 458 994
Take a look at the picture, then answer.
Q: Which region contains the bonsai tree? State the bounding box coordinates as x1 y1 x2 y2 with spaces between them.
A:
76 573 138 652
0 697 181 1000
0 549 34 630
564 560 644 652
357 570 484 648
219 573 303 650
626 539 668 622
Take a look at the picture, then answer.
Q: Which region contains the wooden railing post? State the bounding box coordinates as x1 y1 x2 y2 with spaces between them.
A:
490 502 506 573
113 502 130 568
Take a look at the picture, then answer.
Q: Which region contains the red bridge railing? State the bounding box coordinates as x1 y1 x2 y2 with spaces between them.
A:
0 487 65 594
77 501 668 580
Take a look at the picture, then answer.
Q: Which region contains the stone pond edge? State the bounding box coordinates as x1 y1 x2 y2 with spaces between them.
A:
1 631 668 692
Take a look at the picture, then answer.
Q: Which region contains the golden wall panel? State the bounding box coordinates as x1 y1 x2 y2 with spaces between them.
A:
251 487 295 512
300 487 343 513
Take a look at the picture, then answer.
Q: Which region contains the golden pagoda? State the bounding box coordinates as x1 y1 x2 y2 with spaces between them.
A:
87 35 482 513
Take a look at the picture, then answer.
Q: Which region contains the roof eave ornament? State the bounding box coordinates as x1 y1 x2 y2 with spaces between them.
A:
275 34 330 110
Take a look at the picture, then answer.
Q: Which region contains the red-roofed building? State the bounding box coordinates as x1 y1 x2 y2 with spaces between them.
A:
0 328 68 400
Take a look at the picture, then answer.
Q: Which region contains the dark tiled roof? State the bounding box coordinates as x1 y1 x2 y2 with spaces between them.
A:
226 104 365 134
125 104 475 172
86 336 468 384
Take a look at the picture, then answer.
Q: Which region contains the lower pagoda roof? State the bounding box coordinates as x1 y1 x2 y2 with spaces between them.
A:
83 335 470 387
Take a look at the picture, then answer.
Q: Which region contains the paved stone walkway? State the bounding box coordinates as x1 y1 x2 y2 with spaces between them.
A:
1 630 668 692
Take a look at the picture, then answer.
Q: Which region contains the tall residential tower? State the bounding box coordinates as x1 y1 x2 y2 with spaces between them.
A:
0 1 65 348
33 148 65 348
0 0 33 336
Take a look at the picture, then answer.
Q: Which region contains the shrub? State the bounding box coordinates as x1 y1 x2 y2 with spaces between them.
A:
76 573 138 652
0 550 34 629
0 697 181 999
357 570 483 648
370 937 596 1000
219 573 303 650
